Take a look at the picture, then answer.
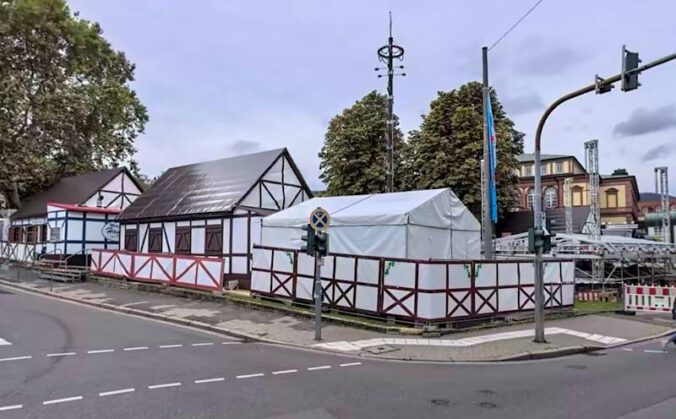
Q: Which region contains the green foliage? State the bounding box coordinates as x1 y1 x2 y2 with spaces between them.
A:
406 82 524 218
0 0 148 207
319 91 404 196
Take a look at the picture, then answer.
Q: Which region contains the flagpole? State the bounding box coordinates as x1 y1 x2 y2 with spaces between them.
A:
482 46 494 260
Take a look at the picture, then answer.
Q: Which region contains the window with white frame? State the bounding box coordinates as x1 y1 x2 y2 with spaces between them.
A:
527 189 535 209
544 187 558 209
555 161 564 173
524 165 533 176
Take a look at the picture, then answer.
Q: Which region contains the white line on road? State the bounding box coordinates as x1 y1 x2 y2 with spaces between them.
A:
236 373 265 379
644 349 668 354
159 344 183 349
148 382 181 390
339 362 362 367
46 352 76 357
43 396 83 405
307 365 331 371
0 355 32 362
0 337 11 346
272 369 298 375
222 341 242 345
123 346 149 351
621 348 634 352
194 377 225 384
120 301 148 308
87 349 115 354
191 342 214 347
0 405 22 412
99 388 135 397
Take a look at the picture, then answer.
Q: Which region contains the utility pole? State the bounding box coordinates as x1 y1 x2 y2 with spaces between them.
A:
376 12 405 193
482 46 494 260
655 167 671 243
531 48 676 344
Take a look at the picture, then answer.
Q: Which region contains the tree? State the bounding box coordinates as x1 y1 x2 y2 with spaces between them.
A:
319 91 405 195
406 82 524 218
0 0 148 208
612 168 629 176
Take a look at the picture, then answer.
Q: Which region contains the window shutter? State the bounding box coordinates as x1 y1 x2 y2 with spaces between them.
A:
205 225 223 256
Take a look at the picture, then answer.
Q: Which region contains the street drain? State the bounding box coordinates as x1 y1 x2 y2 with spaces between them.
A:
479 402 497 409
567 364 587 370
430 399 450 406
364 345 399 354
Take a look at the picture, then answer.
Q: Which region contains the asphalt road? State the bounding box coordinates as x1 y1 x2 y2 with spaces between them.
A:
1 285 675 419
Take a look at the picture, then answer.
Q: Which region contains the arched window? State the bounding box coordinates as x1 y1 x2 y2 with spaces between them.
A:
544 187 558 209
527 188 535 210
606 188 619 208
572 186 584 206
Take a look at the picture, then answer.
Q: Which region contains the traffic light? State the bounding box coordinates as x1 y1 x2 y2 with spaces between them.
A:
621 45 641 92
301 224 316 256
316 232 329 257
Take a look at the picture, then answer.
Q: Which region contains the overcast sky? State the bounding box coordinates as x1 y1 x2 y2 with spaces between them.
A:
68 0 676 193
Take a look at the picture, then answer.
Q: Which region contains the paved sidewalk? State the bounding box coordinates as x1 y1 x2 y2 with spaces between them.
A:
1 265 674 362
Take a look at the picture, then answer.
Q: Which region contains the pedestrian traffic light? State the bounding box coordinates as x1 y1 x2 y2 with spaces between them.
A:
301 224 316 256
316 232 329 257
621 45 641 92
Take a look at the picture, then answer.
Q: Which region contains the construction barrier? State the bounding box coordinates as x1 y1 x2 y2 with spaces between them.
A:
577 291 618 302
251 245 575 325
624 285 676 313
90 249 224 291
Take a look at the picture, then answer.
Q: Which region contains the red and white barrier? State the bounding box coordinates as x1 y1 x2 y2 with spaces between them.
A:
90 249 224 291
624 285 676 313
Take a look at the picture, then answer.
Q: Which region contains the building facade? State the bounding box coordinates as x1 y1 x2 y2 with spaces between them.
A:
508 153 640 232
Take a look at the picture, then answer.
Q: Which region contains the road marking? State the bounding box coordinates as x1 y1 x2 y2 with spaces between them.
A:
43 396 83 405
237 373 264 379
0 355 32 362
191 342 214 347
148 382 181 390
644 349 668 354
46 352 76 357
87 349 115 354
120 301 148 308
339 362 362 367
272 369 298 375
99 388 135 397
621 348 634 352
194 377 225 384
307 365 331 371
124 346 149 351
0 337 11 346
0 405 22 412
222 341 242 345
159 344 183 349
150 304 175 310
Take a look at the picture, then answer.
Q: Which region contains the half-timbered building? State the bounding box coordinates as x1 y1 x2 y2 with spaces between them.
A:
117 148 312 288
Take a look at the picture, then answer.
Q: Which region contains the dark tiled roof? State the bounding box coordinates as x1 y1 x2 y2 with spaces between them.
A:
119 149 287 221
497 206 591 235
640 192 676 201
11 168 125 220
516 153 570 163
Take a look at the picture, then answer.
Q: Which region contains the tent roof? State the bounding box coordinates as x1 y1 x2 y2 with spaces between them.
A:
119 148 289 221
263 188 480 229
11 168 127 220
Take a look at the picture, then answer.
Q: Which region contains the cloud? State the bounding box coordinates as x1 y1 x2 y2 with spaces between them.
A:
512 38 590 77
641 144 674 162
501 92 544 116
228 140 261 154
614 105 676 137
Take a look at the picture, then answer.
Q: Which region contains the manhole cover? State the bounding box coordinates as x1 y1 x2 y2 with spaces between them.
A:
567 364 587 370
478 389 496 396
430 399 450 406
479 402 497 409
364 345 399 354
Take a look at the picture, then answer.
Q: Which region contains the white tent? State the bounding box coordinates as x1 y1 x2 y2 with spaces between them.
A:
260 188 481 260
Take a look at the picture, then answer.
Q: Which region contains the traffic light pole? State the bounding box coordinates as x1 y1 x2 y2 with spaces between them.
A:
314 253 322 341
532 50 676 344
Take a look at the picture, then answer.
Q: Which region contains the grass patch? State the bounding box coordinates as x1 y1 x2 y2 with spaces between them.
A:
575 299 622 314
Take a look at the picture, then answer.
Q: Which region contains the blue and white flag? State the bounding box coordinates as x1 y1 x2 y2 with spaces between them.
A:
486 96 498 223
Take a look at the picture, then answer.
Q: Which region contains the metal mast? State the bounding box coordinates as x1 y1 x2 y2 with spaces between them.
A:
564 178 573 234
584 140 602 282
655 167 670 243
376 12 405 193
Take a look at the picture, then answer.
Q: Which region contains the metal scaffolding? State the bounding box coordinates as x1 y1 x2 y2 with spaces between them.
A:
564 178 573 234
584 140 604 282
655 167 671 244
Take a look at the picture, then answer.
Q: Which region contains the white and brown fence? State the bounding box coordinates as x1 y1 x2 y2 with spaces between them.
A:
251 245 575 324
624 285 676 313
90 249 224 291
0 241 37 264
